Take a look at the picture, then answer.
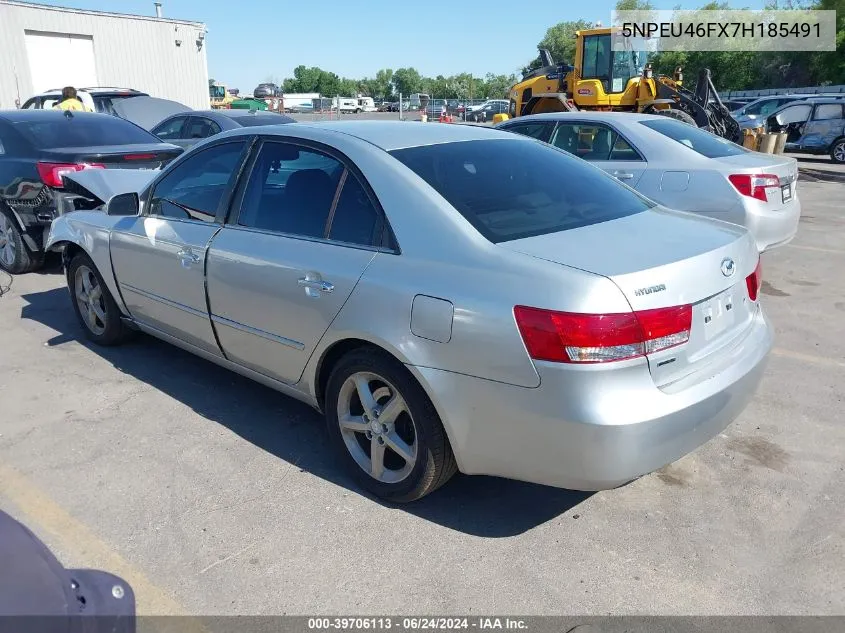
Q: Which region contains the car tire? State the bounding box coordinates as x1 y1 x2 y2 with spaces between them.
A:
0 207 45 274
67 252 132 346
830 138 845 164
325 347 458 503
655 108 697 126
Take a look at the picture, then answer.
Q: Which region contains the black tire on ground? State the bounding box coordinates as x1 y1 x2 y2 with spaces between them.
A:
324 347 458 503
66 251 132 346
830 138 845 164
0 206 45 274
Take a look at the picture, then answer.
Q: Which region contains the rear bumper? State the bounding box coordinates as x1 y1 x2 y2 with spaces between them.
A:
744 194 801 253
416 308 772 491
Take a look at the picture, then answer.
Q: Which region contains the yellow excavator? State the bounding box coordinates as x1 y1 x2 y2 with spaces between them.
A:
508 27 742 143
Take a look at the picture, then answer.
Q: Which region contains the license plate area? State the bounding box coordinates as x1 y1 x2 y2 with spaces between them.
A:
700 289 737 340
781 183 792 203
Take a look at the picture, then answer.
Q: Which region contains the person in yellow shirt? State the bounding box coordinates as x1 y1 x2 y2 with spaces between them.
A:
53 87 92 112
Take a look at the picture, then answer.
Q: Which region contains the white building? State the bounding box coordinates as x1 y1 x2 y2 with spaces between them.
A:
0 0 209 110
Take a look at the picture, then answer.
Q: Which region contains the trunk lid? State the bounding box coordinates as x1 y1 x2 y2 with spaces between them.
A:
43 143 182 170
499 207 761 387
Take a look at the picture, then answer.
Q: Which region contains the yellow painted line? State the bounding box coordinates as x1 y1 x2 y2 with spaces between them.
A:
786 243 845 255
0 462 186 616
772 347 845 369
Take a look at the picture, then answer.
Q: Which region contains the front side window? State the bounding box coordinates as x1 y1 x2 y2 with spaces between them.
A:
390 138 652 244
551 123 641 161
775 104 813 125
148 141 246 222
237 142 344 238
640 118 748 158
503 122 553 143
152 116 188 140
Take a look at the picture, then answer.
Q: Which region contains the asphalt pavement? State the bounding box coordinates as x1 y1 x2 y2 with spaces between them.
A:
0 181 842 616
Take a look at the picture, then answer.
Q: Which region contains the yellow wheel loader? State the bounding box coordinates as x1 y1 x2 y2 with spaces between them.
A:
509 27 742 143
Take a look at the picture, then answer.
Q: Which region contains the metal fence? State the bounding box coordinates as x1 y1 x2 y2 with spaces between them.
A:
722 84 845 98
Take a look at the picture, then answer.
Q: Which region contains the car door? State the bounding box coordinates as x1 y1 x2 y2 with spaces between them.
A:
109 139 250 356
798 103 845 151
549 121 647 186
205 138 385 385
768 104 813 146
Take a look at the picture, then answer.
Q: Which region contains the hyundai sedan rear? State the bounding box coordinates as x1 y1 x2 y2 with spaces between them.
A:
48 121 771 502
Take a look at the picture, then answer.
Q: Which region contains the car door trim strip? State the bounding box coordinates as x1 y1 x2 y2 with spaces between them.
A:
209 313 305 350
119 282 209 320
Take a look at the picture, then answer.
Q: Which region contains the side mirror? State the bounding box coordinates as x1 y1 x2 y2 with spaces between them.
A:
107 192 140 216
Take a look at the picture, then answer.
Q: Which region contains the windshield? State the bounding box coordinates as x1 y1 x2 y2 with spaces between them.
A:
641 118 748 158
389 139 652 243
582 34 648 94
209 86 226 99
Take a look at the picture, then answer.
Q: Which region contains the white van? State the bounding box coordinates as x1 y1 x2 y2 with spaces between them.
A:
357 97 377 112
333 97 359 113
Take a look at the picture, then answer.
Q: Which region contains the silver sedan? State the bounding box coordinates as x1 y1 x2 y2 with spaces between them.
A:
47 121 772 502
497 112 801 253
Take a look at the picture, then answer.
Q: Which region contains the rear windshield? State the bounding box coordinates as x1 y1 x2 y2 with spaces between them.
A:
389 139 652 243
12 116 159 149
640 118 748 158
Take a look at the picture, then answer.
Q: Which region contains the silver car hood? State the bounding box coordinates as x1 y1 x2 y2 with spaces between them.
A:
63 169 158 207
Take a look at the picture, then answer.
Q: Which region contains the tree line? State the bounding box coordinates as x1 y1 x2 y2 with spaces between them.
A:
238 0 843 99
277 66 518 101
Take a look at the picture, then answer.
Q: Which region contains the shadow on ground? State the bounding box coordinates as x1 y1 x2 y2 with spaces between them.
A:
20 287 590 537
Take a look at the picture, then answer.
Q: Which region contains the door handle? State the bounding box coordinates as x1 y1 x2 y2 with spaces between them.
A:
612 171 635 180
298 278 334 293
176 248 201 265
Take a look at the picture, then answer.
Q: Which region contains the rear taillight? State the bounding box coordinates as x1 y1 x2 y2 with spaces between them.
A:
746 257 763 301
36 162 105 188
513 304 692 364
728 173 780 202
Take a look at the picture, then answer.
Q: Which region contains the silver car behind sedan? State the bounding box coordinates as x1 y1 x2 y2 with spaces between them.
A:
47 121 772 502
497 112 801 253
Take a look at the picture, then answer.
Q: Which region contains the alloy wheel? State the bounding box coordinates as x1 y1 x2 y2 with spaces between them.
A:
0 214 16 268
834 141 845 163
74 265 107 335
337 371 418 484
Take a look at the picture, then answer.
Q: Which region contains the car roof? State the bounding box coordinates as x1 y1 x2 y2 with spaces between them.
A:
222 119 521 151
783 98 844 105
500 111 662 124
36 88 147 97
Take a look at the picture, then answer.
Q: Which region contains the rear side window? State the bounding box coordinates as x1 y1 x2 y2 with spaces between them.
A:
639 118 748 158
390 139 652 244
813 104 843 120
550 122 642 161
11 115 159 149
328 174 382 247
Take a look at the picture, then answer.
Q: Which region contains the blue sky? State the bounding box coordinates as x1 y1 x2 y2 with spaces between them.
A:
24 0 767 92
